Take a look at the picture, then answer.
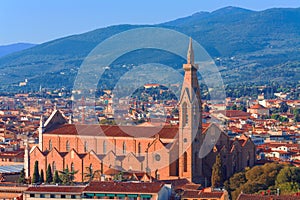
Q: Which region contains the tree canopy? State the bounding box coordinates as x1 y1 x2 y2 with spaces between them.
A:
32 161 40 184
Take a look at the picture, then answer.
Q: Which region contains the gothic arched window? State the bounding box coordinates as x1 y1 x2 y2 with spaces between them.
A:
192 104 198 126
49 140 52 151
103 141 107 154
184 152 188 172
84 141 88 152
66 140 70 151
71 162 75 172
52 161 56 173
192 104 196 116
123 142 126 155
138 142 141 156
182 102 188 126
155 169 160 180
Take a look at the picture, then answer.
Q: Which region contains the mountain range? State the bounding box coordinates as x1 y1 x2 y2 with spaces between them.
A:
0 6 299 91
0 43 36 58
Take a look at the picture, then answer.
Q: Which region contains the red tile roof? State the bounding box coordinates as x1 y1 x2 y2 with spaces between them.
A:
181 190 224 198
25 185 85 194
44 123 212 139
215 110 251 118
0 150 24 158
250 104 267 109
158 178 190 189
84 181 163 194
45 124 180 139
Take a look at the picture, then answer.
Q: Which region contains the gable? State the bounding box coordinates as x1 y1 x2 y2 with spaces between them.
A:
122 152 142 171
44 110 67 132
199 123 227 158
83 150 101 163
102 150 116 162
123 152 140 163
47 147 64 159
147 138 168 153
65 149 83 161
30 146 44 157
179 88 192 105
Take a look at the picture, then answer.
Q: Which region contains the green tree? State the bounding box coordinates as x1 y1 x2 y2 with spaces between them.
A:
245 162 282 186
245 165 263 182
39 169 44 183
229 163 283 200
18 168 26 184
260 162 282 186
277 182 300 195
231 188 243 200
46 164 53 183
113 171 125 181
238 105 247 112
84 165 101 182
293 109 300 122
271 114 279 120
229 171 246 190
278 116 289 122
280 102 289 113
276 166 300 185
32 161 40 184
59 165 78 185
230 104 237 110
53 170 61 184
211 154 223 188
240 181 265 195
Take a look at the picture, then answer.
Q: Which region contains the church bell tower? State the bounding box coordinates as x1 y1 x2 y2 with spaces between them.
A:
178 38 202 183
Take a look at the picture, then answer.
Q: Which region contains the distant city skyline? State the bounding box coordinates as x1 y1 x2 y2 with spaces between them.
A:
1 0 300 45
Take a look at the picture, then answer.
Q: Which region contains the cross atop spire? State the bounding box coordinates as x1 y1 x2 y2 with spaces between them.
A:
187 37 194 65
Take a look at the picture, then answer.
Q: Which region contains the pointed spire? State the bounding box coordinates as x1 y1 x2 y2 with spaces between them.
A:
187 37 194 65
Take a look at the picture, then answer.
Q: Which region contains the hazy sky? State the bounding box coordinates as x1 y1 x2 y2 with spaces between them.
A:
1 0 300 45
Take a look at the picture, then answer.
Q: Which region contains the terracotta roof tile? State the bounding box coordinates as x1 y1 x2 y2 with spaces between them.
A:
215 110 251 118
250 104 267 109
84 181 163 194
44 124 179 139
182 190 224 198
25 186 85 194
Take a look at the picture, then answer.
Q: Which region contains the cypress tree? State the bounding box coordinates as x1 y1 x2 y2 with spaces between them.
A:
40 169 45 183
53 170 61 184
211 154 223 188
32 161 40 184
60 165 70 185
46 164 53 183
18 168 26 184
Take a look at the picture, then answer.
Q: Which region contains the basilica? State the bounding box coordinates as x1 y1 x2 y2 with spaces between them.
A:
25 39 256 184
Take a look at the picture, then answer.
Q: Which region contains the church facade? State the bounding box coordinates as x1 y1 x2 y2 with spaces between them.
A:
25 39 256 184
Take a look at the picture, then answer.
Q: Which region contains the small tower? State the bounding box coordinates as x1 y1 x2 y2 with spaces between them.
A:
38 115 44 150
178 38 202 183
